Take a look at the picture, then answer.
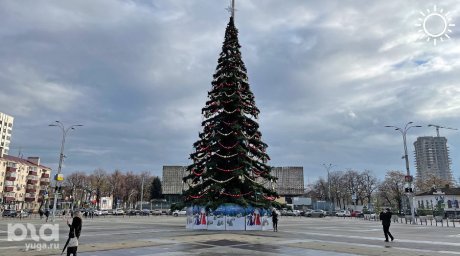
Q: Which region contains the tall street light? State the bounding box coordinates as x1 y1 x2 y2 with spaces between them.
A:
49 121 83 222
322 163 335 216
385 122 421 224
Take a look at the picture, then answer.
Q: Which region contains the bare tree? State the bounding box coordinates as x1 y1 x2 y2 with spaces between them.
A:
89 169 108 209
343 169 360 207
122 171 142 209
312 178 328 201
64 171 87 209
415 174 453 192
378 170 405 214
329 171 343 209
361 170 378 208
108 170 124 208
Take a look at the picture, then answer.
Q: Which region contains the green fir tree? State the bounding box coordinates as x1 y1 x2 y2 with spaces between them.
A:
182 17 278 209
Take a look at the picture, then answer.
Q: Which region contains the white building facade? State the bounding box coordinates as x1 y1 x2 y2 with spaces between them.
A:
0 112 14 156
414 188 460 218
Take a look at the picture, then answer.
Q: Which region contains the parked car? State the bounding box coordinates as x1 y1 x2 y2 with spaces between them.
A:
173 210 187 217
114 209 125 215
2 209 18 217
127 210 139 216
151 209 162 215
351 211 364 218
283 210 296 216
19 210 30 218
300 209 312 216
306 210 325 218
140 209 150 216
101 210 109 215
336 210 351 217
94 210 103 216
292 210 301 216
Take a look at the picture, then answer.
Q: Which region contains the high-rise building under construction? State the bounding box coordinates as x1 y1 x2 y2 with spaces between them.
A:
414 136 453 183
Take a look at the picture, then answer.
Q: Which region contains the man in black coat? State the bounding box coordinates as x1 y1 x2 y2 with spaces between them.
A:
379 208 394 242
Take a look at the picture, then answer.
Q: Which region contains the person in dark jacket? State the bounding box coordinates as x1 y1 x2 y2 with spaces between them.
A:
379 208 394 242
66 211 82 256
272 209 278 232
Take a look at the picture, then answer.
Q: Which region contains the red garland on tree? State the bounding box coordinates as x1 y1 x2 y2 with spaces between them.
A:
183 16 278 209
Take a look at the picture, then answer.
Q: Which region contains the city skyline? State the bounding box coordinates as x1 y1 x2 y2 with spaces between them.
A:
0 1 460 183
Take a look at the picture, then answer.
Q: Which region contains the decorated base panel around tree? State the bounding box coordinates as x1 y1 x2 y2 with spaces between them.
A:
186 204 273 231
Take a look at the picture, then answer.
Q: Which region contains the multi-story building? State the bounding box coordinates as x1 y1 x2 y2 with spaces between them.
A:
414 136 453 183
162 166 188 203
0 153 52 211
269 167 304 196
161 165 304 203
0 112 14 156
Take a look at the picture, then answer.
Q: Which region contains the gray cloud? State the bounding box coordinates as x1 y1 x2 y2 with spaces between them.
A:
1 0 459 184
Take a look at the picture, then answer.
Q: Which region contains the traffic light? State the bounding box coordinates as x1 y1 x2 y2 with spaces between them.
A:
404 175 413 182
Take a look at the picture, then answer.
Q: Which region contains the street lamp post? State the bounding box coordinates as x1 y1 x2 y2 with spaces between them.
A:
322 163 335 216
49 121 82 222
385 122 421 224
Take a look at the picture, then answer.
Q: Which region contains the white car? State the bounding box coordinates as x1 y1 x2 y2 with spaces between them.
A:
306 210 325 218
114 209 125 215
94 210 103 216
336 210 351 217
292 210 301 216
173 210 187 217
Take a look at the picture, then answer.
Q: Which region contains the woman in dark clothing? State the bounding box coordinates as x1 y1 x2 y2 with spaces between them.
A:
66 211 82 256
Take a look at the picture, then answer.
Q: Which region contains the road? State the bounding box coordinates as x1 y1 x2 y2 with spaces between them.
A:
1 215 459 255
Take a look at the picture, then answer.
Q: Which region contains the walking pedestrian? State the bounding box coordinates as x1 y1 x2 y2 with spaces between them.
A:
379 207 394 242
272 209 278 232
39 208 44 219
63 211 82 256
45 209 50 222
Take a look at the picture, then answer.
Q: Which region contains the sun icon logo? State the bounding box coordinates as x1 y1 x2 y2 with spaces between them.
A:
415 5 455 46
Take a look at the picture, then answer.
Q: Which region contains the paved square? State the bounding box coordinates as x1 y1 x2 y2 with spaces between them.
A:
1 215 459 255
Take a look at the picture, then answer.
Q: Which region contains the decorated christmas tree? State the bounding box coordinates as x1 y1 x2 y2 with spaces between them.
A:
182 15 278 210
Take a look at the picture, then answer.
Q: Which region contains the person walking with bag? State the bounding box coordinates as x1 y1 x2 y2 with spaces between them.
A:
379 208 394 242
62 211 82 256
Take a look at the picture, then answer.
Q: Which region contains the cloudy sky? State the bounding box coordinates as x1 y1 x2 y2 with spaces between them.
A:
1 0 460 184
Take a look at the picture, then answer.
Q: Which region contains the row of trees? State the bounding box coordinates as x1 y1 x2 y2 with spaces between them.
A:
310 169 378 210
310 169 456 214
61 169 163 209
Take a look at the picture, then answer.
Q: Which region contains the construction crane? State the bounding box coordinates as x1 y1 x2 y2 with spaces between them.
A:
427 124 458 137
